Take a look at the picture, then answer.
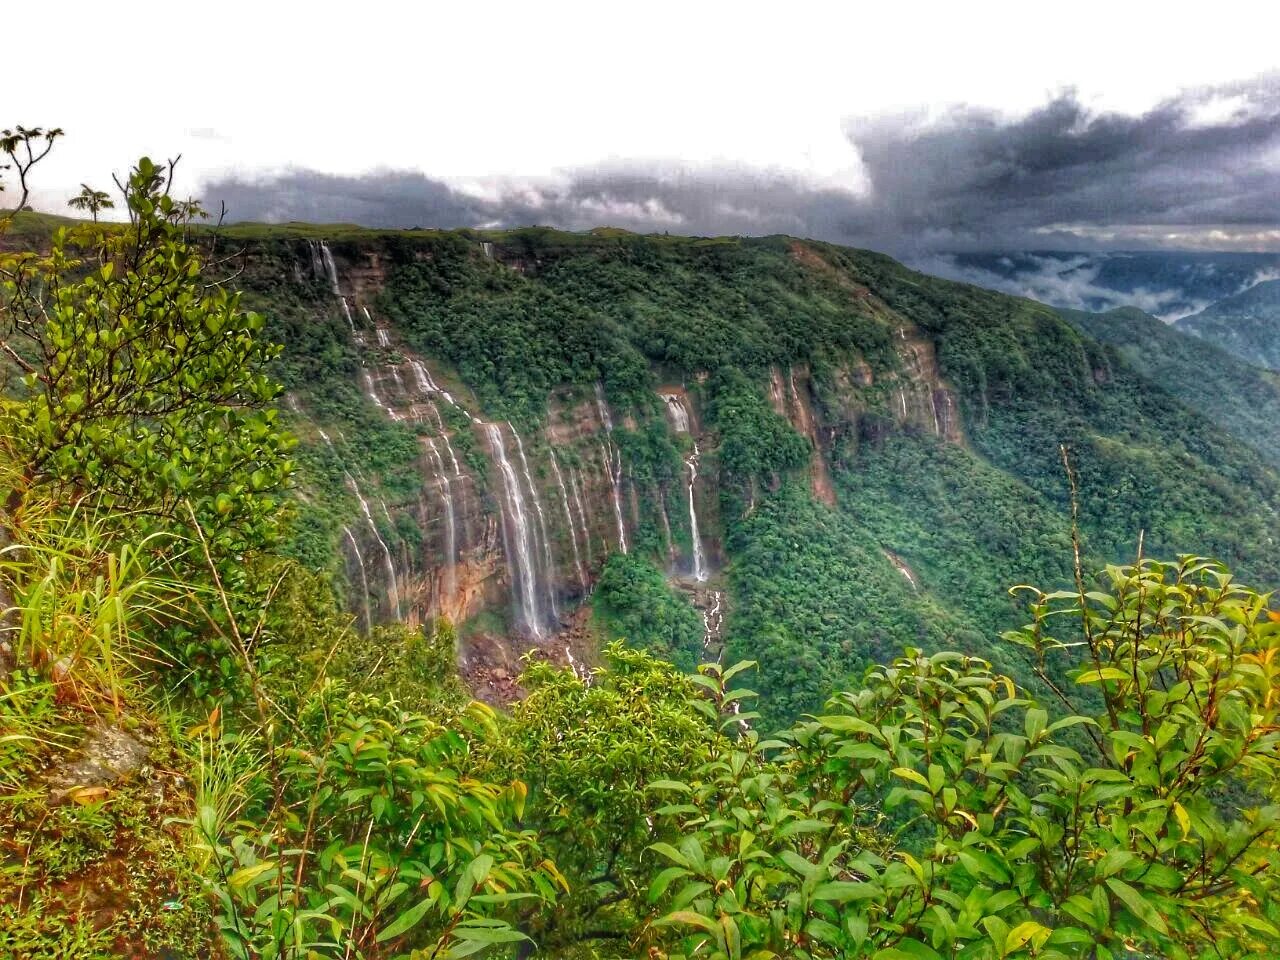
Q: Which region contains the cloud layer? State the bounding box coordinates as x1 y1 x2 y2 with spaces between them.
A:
201 75 1280 253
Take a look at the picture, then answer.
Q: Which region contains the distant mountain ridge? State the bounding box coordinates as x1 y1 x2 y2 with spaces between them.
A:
1060 305 1280 464
1175 278 1280 371
920 250 1280 320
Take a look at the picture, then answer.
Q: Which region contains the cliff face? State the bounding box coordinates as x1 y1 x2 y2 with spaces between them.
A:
272 234 966 666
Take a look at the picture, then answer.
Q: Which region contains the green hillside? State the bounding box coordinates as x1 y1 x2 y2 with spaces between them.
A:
5 179 1280 958
187 226 1280 727
1062 305 1280 465
1176 278 1280 370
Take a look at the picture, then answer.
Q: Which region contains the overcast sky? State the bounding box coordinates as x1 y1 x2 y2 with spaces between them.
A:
10 1 1280 251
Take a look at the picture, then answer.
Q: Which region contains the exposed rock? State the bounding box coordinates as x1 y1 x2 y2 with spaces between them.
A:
45 724 153 803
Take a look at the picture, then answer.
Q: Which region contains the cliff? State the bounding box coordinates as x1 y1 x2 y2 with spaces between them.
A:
213 225 1280 716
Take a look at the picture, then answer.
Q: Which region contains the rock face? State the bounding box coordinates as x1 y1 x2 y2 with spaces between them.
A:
284 236 966 665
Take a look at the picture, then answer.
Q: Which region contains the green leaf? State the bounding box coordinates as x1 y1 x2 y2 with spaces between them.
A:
1105 878 1168 935
374 895 436 943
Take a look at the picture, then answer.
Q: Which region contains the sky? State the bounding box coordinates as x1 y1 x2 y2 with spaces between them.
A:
9 0 1280 253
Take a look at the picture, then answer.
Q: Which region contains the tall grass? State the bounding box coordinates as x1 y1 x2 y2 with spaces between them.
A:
0 500 191 717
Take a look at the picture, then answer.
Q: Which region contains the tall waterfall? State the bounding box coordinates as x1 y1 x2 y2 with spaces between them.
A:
317 424 401 622
662 393 690 432
343 526 373 632
510 424 559 621
486 423 545 638
594 383 628 553
686 442 708 582
353 483 401 620
568 467 594 566
425 438 458 603
308 240 324 280
315 241 356 333
549 449 587 588
376 327 391 347
363 370 401 421
319 241 341 296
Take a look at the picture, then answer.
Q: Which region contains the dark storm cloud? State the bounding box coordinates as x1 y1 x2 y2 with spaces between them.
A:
201 75 1280 252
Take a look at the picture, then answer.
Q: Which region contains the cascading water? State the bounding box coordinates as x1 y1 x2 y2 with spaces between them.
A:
317 424 401 622
548 448 587 589
409 359 460 409
425 437 458 603
363 370 401 421
662 393 690 432
319 241 341 296
480 241 494 259
486 423 544 638
376 327 391 347
568 467 594 566
510 424 559 622
701 589 724 657
594 383 628 553
343 526 373 631
353 485 401 620
685 442 708 582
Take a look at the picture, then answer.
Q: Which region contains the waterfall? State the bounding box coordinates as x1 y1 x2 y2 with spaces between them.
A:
661 393 690 432
376 327 391 347
510 424 559 622
594 383 628 553
388 366 407 401
686 441 708 582
353 483 401 620
317 423 401 621
315 241 356 332
343 526 373 632
425 438 458 604
319 241 341 296
565 645 590 685
480 241 494 259
362 305 373 324
486 423 544 638
549 449 587 589
363 369 401 420
409 359 460 409
568 467 594 567
307 240 322 279
701 589 724 657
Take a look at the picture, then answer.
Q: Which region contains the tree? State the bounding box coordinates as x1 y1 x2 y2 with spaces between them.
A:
0 125 63 223
0 155 294 559
66 183 113 222
489 642 720 954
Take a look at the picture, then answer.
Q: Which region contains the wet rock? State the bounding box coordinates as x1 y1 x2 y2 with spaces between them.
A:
45 724 152 802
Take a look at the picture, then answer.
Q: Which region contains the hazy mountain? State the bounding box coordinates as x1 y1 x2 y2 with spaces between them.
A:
920 250 1280 320
1175 278 1280 370
1060 305 1280 462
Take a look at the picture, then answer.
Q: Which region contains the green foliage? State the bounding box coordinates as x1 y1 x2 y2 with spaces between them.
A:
594 554 705 669
196 692 559 959
1061 306 1280 468
0 156 295 562
644 558 1280 959
705 370 811 494
490 643 717 952
725 483 956 727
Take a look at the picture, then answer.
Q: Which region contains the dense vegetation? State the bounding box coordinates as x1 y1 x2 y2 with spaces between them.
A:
1061 306 1280 467
3 129 1280 958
